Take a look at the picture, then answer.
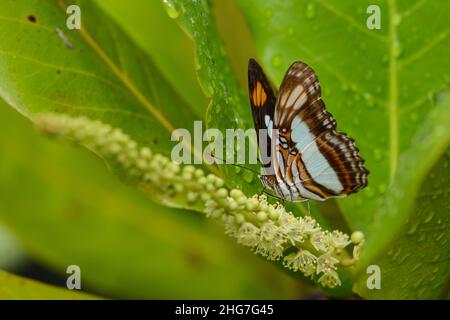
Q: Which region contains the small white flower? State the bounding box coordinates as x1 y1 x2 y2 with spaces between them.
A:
255 221 286 260
318 270 341 288
310 231 331 252
283 249 317 276
299 216 321 235
279 215 305 245
237 222 260 247
254 241 284 261
224 216 238 237
259 221 279 242
316 252 340 274
330 230 351 249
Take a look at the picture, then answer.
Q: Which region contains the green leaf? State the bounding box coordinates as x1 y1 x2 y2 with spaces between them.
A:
170 0 321 212
0 0 335 295
0 270 100 299
353 93 450 299
0 225 26 270
237 0 450 227
0 101 298 299
94 0 208 116
213 0 258 89
168 0 353 296
0 0 204 165
236 0 450 298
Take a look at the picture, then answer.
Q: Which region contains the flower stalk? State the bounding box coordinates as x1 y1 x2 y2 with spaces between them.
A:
36 113 364 288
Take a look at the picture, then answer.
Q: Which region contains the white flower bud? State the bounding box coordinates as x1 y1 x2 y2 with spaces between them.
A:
351 231 365 244
230 189 243 200
246 198 259 211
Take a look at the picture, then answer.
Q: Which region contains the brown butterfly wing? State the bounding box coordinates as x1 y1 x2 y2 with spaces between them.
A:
248 58 277 173
274 62 369 200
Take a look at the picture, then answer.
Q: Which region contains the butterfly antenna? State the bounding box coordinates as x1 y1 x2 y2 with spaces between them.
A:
263 190 285 203
209 156 261 176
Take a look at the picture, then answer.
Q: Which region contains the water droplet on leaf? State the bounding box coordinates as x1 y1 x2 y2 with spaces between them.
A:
424 211 435 223
398 253 411 264
431 253 440 262
417 233 426 243
409 112 419 123
393 13 402 26
412 262 423 272
243 170 254 183
373 148 383 161
305 3 316 19
271 54 283 68
162 0 183 19
407 221 419 235
375 184 385 195
394 41 403 58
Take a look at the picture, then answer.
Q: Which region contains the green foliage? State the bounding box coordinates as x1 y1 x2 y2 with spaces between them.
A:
0 0 448 299
236 0 450 298
0 270 99 299
0 102 297 299
0 0 199 163
95 0 208 116
173 0 325 220
353 93 450 299
170 0 261 195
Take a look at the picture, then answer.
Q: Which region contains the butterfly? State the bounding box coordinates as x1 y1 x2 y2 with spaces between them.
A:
248 58 369 202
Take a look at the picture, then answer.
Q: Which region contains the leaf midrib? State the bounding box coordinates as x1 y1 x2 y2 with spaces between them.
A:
51 0 219 175
57 0 173 131
388 0 399 182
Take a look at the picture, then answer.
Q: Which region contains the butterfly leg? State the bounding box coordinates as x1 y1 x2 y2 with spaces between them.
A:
306 200 311 215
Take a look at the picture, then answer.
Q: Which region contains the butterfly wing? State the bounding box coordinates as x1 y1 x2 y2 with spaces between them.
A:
248 58 277 173
274 61 369 201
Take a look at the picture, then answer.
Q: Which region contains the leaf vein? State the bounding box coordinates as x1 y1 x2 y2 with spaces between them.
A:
315 0 388 43
399 29 449 68
0 49 126 93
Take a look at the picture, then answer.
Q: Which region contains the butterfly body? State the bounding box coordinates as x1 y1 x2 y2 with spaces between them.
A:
248 58 369 202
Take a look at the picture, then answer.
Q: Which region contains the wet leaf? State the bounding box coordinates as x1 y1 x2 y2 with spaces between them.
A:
0 101 298 299
95 0 208 116
0 0 205 168
237 0 450 298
